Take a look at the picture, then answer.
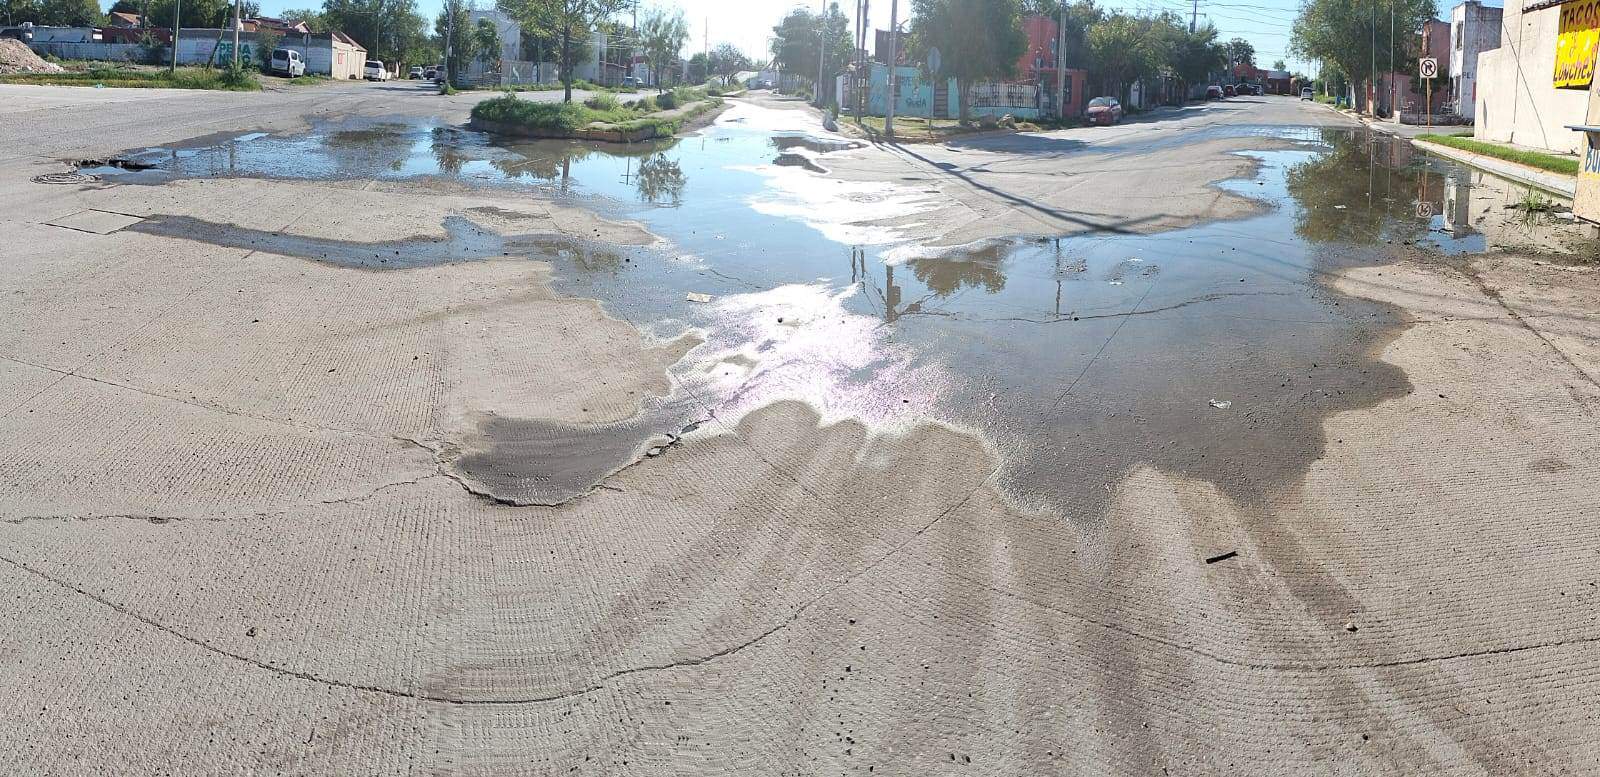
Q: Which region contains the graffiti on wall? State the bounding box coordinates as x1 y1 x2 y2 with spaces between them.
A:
1554 0 1600 89
215 41 255 64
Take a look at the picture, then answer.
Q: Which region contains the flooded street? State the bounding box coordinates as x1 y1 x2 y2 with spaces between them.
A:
7 83 1600 776
94 105 1594 515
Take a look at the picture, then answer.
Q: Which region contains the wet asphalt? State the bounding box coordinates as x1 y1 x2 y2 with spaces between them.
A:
84 97 1598 516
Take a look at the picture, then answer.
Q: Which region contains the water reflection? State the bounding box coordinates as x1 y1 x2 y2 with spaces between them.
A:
89 112 1600 518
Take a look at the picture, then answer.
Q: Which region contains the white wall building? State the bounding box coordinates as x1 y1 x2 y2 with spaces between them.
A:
1450 0 1503 120
1474 0 1590 152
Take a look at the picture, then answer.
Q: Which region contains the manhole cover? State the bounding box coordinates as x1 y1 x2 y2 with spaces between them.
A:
32 172 100 185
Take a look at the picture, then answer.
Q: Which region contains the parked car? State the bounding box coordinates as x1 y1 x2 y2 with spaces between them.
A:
621 76 640 89
1223 84 1236 97
1300 87 1315 100
364 60 389 81
267 47 305 77
1206 85 1223 99
432 66 447 83
1085 96 1123 125
409 66 423 79
1254 85 1265 96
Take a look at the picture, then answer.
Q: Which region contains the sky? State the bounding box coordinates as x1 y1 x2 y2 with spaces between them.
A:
237 0 1361 74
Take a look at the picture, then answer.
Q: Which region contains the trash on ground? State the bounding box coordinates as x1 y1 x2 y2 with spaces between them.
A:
1209 399 1232 409
1204 550 1239 564
685 292 714 303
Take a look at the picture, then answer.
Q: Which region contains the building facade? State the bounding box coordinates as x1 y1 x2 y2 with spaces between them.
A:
1475 0 1593 152
1450 0 1503 120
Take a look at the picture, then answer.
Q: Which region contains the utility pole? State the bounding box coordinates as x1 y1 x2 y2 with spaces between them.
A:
1055 4 1067 119
1369 0 1375 115
444 0 453 88
169 0 180 71
1190 0 1197 33
816 0 828 106
231 0 240 68
1389 0 1395 121
886 0 897 138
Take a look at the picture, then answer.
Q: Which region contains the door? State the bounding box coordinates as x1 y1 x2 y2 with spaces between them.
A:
933 80 949 119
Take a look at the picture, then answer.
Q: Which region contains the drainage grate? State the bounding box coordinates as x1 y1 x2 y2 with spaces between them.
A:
32 172 100 185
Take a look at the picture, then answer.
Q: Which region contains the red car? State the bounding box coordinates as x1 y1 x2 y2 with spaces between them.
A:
1085 96 1123 125
1223 84 1236 97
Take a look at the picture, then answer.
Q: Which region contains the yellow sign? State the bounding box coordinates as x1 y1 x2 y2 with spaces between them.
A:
1555 0 1600 89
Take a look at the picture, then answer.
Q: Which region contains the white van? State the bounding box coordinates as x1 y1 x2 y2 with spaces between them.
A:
269 48 305 78
364 60 389 81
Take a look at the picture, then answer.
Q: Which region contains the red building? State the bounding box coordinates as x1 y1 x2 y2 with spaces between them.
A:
1015 15 1086 118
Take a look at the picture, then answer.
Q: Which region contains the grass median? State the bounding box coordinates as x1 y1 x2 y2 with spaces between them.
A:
471 87 719 138
1417 132 1580 176
0 64 261 91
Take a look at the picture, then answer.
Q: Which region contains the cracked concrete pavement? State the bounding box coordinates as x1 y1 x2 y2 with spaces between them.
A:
2 83 1600 775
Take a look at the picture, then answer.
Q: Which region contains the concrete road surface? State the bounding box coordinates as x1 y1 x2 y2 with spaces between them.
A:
3 83 1599 776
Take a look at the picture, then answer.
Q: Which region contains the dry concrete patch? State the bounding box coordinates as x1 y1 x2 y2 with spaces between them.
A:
44 208 144 235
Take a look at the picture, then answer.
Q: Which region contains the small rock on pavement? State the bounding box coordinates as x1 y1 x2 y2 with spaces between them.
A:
1343 622 1359 632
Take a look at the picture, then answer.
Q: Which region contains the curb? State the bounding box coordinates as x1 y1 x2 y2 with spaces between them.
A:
1411 139 1577 199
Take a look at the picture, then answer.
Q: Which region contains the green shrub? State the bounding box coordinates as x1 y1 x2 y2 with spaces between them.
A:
218 63 259 90
636 96 658 112
584 92 620 111
472 94 592 132
656 90 679 109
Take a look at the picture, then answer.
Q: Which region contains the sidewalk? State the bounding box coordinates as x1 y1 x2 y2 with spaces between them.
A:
1316 101 1579 197
1411 137 1577 198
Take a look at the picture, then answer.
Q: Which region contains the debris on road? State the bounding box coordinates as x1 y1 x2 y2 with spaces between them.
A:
685 291 714 303
1209 399 1232 409
1205 550 1239 564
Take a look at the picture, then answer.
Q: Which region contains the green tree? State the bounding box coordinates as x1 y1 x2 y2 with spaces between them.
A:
435 0 472 79
1086 12 1166 101
322 0 431 66
1272 58 1287 70
639 7 688 90
686 51 708 83
708 42 749 83
769 4 850 91
473 16 501 65
256 28 282 70
908 0 1028 124
1291 0 1435 111
495 0 627 102
3 0 41 25
1167 21 1225 99
146 0 227 28
281 7 326 30
34 0 103 26
1223 37 1254 68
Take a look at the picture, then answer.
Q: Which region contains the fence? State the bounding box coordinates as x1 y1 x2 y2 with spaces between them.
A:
30 41 149 63
968 82 1039 110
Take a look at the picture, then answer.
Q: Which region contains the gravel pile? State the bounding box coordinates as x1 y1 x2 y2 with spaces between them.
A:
0 38 66 74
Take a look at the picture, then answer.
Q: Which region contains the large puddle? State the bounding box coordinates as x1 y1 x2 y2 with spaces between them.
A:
88 106 1598 514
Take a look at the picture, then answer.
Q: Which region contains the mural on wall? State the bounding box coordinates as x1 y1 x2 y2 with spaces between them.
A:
1554 0 1600 89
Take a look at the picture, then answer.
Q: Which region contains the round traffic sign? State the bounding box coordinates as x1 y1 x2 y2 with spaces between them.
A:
1420 58 1438 79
